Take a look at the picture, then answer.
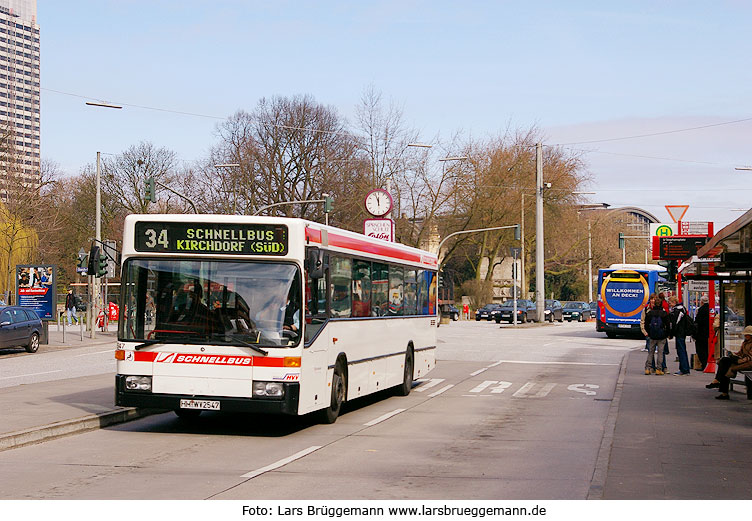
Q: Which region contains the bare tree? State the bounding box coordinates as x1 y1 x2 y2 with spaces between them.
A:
100 141 182 215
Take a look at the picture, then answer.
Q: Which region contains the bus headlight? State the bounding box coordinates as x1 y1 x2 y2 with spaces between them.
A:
125 376 152 392
253 381 285 398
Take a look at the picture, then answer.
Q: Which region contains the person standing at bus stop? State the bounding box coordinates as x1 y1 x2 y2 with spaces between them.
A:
668 296 691 375
694 295 710 370
65 288 79 326
643 296 670 375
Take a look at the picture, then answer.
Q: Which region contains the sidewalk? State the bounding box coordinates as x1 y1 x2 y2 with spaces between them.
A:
0 325 159 452
599 346 752 499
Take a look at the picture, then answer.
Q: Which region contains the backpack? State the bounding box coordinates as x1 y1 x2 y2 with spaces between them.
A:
683 313 697 337
648 313 666 339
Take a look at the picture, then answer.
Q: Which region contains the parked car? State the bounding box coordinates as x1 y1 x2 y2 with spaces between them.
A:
446 305 460 321
562 301 592 322
545 299 564 322
0 306 43 353
475 304 502 321
496 299 537 323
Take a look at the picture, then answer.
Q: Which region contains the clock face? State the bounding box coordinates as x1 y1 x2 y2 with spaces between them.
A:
365 189 392 217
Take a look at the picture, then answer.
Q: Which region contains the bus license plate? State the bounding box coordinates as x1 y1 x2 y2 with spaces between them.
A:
617 324 631 329
180 399 220 410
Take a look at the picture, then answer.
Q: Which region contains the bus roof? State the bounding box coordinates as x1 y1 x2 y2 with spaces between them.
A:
603 263 667 273
122 214 438 269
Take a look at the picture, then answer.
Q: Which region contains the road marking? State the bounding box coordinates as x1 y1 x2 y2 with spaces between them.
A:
512 382 557 398
428 384 454 397
491 381 513 393
488 361 503 367
0 370 62 380
414 378 445 392
568 384 600 396
492 360 619 366
241 446 322 479
73 350 114 357
469 380 496 393
470 367 488 376
364 408 406 426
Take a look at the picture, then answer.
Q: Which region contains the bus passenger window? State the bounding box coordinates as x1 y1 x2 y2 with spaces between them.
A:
329 257 352 318
404 269 417 316
388 266 404 316
352 260 372 317
371 263 389 316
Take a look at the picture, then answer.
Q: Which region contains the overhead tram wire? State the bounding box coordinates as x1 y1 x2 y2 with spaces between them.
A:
44 87 225 120
554 116 752 146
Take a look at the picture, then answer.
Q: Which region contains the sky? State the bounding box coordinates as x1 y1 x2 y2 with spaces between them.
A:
38 0 752 229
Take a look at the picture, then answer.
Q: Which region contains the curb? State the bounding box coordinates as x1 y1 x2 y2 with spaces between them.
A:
0 407 163 453
587 346 630 499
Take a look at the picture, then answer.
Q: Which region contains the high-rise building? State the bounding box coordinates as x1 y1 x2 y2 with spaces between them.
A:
0 0 39 193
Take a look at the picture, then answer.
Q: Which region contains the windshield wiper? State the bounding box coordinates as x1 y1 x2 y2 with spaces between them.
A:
134 339 165 350
231 335 268 356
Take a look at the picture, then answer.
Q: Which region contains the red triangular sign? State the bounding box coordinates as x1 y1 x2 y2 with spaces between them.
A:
665 205 689 223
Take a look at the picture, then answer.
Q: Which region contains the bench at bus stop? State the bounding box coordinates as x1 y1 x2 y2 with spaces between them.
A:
729 370 752 399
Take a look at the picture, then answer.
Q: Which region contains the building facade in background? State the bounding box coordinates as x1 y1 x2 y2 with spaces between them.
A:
0 0 39 194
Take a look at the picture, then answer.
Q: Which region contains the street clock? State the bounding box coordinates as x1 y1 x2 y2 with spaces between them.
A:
364 188 393 217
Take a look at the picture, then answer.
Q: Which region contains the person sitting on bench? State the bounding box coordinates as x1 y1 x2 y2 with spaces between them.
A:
706 325 752 400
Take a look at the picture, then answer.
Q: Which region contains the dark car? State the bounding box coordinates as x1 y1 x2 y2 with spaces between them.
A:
496 299 536 323
562 301 592 322
0 306 43 353
446 305 460 321
545 299 564 322
475 304 501 321
589 301 597 315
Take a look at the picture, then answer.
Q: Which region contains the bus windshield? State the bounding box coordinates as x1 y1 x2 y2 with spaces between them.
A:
119 258 301 348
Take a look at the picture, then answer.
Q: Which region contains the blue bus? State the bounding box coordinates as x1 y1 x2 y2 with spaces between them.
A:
596 264 671 338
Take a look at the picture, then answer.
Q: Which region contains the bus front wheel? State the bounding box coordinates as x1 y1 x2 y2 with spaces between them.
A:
320 362 346 424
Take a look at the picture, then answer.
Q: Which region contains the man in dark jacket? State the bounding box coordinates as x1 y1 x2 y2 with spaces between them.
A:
643 297 671 375
669 296 691 375
65 289 78 326
694 296 710 370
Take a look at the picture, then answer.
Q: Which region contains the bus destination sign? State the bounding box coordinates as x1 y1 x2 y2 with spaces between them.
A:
134 222 288 256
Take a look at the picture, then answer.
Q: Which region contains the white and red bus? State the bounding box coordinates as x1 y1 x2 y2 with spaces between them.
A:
115 214 438 423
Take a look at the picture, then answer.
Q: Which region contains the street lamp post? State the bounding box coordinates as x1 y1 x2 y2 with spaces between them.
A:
535 143 545 322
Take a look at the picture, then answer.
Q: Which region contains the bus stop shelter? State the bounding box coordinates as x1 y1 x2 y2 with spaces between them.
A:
679 209 752 357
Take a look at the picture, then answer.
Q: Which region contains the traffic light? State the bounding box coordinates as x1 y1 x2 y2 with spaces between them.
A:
98 252 108 278
87 245 100 275
324 195 334 213
514 224 521 241
618 232 625 249
144 177 156 202
658 260 678 282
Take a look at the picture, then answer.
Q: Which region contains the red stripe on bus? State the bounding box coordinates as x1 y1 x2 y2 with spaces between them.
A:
306 227 437 267
131 351 284 367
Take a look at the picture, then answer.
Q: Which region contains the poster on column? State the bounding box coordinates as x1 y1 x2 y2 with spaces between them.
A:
16 265 56 320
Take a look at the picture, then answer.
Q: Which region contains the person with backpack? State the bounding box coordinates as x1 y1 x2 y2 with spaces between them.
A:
669 295 694 375
643 296 671 375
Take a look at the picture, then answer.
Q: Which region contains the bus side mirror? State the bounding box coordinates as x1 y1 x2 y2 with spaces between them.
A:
306 248 325 279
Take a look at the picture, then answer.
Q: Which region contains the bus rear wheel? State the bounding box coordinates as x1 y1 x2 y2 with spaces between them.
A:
320 362 346 424
395 349 414 397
